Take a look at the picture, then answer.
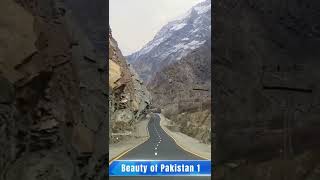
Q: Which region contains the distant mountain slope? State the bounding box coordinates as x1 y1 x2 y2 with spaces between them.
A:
127 0 211 82
148 41 211 144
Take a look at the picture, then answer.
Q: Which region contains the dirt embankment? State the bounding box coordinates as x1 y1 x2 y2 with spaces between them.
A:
159 113 211 159
109 118 150 161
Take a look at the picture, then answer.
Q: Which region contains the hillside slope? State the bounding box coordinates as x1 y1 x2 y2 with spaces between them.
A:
109 28 151 143
148 41 211 144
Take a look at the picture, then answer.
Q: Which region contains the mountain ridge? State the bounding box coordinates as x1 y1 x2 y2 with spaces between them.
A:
148 40 211 144
127 0 211 82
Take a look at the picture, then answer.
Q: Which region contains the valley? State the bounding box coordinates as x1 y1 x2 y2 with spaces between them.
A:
109 1 212 178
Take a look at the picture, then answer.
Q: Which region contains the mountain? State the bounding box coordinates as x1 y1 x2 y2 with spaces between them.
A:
148 41 211 144
127 0 211 82
126 0 212 144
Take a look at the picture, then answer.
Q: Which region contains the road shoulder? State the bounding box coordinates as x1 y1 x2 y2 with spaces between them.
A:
109 118 150 162
158 113 211 160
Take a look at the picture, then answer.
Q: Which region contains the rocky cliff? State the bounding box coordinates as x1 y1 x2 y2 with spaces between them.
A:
64 0 107 52
0 0 107 179
148 41 211 144
109 28 151 144
213 0 320 179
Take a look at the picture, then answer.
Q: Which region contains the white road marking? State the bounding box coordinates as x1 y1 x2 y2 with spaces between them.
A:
155 152 157 156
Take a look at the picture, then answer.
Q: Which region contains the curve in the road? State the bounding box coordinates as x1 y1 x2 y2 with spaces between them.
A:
109 114 211 179
111 113 207 161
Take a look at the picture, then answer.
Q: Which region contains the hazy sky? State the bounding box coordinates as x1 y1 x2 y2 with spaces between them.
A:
110 0 205 55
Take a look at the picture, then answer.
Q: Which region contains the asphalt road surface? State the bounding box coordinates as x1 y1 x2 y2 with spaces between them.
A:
109 113 211 180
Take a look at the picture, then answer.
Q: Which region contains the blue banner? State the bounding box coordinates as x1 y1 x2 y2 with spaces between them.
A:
109 160 211 176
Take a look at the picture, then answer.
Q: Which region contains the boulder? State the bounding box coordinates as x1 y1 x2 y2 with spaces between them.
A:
109 60 121 89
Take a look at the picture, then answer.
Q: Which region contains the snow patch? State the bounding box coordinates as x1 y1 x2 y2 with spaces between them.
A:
194 4 211 14
194 16 202 25
186 40 206 50
170 23 187 31
174 40 206 52
139 37 165 55
191 28 200 33
174 43 188 50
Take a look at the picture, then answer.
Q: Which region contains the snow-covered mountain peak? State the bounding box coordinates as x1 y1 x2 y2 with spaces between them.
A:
194 0 211 14
127 0 211 82
171 0 211 22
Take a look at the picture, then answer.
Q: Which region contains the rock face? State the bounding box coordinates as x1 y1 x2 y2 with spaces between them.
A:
213 0 320 179
0 0 37 83
148 41 211 144
0 0 107 179
109 28 151 143
127 0 211 82
64 0 107 53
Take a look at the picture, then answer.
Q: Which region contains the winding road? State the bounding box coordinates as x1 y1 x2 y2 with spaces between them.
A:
109 113 211 179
